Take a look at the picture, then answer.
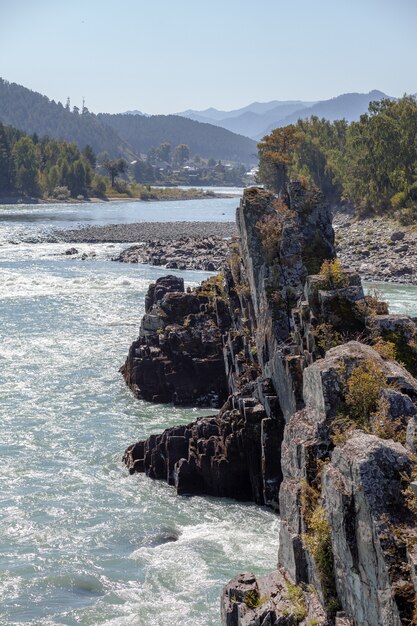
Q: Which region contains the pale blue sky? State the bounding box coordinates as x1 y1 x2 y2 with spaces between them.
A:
1 0 416 114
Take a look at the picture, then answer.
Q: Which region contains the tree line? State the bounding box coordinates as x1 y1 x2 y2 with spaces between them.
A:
0 79 257 165
258 95 417 224
0 122 107 199
130 141 248 186
0 124 248 200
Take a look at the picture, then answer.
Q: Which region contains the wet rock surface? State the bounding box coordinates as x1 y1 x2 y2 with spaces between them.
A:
123 400 281 503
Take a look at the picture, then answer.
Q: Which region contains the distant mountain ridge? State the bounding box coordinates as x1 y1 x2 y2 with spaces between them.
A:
123 109 148 116
0 79 257 164
98 113 257 163
177 91 393 139
177 100 315 121
0 79 405 165
177 100 314 138
264 90 391 136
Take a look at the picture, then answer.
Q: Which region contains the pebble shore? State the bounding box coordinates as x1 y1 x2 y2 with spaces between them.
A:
334 212 417 285
55 215 417 284
55 221 237 243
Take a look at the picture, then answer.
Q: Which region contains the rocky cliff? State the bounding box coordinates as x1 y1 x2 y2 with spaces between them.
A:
122 183 417 625
120 273 230 407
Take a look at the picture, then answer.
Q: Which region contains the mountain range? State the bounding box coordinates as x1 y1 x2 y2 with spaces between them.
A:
0 78 404 166
0 79 257 164
176 90 391 139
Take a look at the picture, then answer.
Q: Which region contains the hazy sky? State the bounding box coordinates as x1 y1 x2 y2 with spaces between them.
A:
1 0 416 114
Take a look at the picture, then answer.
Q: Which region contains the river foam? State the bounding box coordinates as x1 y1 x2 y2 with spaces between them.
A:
1 197 416 625
0 249 280 626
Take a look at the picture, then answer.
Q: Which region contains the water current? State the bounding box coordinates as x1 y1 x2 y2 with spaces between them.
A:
0 194 416 625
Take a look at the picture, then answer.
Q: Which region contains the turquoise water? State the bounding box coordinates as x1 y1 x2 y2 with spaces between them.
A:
0 197 416 625
0 196 280 626
0 251 280 626
364 281 417 316
0 195 237 244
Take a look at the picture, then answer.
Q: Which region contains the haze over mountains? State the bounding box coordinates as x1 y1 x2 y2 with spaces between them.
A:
0 78 405 167
0 79 257 164
177 100 315 139
176 90 391 139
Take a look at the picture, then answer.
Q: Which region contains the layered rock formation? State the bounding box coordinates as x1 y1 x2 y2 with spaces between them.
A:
120 274 230 407
122 184 417 625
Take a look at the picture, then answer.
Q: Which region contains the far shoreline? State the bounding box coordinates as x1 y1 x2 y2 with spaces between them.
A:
0 188 238 206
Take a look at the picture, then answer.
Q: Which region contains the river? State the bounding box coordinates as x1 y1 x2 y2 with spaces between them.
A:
0 194 416 626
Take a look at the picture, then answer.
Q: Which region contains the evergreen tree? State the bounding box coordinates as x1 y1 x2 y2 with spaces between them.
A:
12 136 39 196
0 122 12 191
59 158 71 188
82 144 96 168
70 159 87 197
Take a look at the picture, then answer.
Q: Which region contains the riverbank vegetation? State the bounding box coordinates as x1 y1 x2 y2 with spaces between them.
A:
0 123 106 201
0 124 234 202
258 95 417 224
130 142 250 187
105 182 218 201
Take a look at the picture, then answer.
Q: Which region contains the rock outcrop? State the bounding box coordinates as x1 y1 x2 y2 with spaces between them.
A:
114 236 229 271
120 274 230 407
275 342 417 624
122 184 417 625
123 184 337 505
123 399 279 503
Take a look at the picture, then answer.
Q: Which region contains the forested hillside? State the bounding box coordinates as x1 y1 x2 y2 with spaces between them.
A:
98 113 257 162
0 79 257 165
0 79 132 159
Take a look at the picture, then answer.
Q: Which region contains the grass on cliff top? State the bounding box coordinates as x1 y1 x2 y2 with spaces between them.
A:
318 258 348 289
243 589 268 609
284 581 307 623
331 355 413 447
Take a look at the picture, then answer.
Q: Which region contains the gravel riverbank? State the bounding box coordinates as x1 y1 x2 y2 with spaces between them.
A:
54 214 417 284
55 221 237 244
334 212 417 285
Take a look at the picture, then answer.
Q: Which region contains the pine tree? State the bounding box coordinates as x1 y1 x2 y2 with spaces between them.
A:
12 136 39 196
0 122 12 192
